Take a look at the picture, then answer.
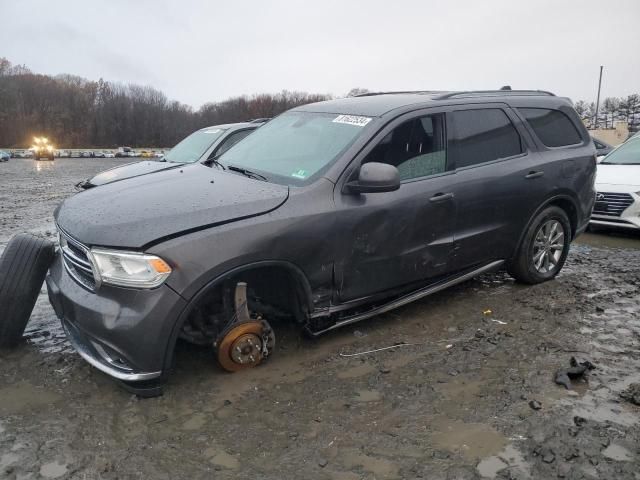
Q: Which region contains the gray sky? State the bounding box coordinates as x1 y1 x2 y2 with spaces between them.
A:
2 0 639 108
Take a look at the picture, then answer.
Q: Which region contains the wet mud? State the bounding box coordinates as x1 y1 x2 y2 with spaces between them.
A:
1 158 639 479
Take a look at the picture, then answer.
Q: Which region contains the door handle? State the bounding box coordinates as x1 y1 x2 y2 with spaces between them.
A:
525 171 544 179
429 192 454 203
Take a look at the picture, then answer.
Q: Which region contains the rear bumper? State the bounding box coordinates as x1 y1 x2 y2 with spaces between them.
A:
46 252 187 383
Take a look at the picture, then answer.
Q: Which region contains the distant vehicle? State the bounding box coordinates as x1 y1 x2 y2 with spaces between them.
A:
154 151 164 158
592 137 613 158
140 150 153 158
591 136 640 231
78 121 267 189
70 151 82 158
31 137 55 161
116 147 134 158
0 150 9 162
104 152 115 158
81 151 92 158
93 151 106 158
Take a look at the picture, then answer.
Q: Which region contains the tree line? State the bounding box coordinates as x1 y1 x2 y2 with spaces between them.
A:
0 58 330 148
573 95 640 129
2 56 638 147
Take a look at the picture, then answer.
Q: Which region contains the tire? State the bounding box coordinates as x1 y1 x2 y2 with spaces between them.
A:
0 234 56 347
507 206 571 284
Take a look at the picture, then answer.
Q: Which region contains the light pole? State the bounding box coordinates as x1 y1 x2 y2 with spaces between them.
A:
594 65 603 128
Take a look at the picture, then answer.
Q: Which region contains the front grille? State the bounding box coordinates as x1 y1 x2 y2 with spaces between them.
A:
59 230 97 291
593 192 634 217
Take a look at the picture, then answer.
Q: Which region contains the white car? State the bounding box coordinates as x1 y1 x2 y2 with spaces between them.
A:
104 152 115 158
591 137 640 230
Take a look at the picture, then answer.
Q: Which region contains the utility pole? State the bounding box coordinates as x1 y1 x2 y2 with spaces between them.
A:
594 65 603 128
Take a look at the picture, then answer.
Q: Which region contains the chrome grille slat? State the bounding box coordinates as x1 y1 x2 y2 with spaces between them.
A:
593 192 633 217
58 229 97 291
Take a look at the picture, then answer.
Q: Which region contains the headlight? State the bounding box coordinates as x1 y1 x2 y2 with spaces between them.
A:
89 248 172 289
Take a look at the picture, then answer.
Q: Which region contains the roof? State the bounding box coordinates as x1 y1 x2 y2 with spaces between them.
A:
295 90 560 118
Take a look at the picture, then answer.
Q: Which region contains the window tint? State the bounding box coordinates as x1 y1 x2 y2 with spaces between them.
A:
214 129 253 157
520 108 582 147
449 109 523 168
363 114 447 181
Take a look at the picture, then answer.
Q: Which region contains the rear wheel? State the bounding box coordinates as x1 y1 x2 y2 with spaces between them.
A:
0 234 56 347
508 206 571 284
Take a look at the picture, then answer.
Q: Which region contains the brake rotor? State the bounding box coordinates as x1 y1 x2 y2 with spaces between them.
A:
215 320 275 372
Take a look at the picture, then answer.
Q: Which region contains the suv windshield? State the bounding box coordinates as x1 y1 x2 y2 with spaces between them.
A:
218 112 371 184
601 139 640 165
163 128 225 163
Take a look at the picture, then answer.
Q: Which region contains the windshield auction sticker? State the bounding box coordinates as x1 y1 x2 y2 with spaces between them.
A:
332 115 372 127
203 129 221 134
291 169 307 179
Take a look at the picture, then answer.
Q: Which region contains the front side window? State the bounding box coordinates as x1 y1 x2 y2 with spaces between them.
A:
363 114 447 181
164 128 225 163
219 112 370 184
520 108 582 147
449 109 523 168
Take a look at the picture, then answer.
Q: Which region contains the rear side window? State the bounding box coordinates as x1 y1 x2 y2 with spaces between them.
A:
448 109 523 168
520 108 582 147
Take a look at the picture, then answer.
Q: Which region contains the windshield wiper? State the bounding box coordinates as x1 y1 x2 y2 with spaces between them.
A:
227 165 268 181
203 154 226 170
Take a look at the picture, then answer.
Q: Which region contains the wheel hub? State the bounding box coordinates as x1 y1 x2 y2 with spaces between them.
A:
229 332 262 365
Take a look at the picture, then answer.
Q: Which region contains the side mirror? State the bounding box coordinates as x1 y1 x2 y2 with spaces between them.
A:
346 162 400 194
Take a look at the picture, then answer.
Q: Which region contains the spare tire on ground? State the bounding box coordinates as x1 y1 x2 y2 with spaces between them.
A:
0 233 56 347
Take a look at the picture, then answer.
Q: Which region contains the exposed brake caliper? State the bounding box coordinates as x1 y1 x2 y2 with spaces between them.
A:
213 282 276 372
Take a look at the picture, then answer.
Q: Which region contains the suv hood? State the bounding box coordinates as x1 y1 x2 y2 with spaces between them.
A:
78 160 184 189
56 164 289 248
596 164 640 187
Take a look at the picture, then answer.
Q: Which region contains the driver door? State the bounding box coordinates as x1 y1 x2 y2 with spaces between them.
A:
333 111 457 302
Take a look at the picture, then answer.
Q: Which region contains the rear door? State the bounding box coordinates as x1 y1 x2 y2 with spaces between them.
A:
446 105 541 271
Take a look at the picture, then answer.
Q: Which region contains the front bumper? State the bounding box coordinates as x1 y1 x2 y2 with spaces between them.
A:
46 252 187 382
590 188 640 230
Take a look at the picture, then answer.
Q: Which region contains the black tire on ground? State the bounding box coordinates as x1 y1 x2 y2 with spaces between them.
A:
0 234 56 348
507 206 572 285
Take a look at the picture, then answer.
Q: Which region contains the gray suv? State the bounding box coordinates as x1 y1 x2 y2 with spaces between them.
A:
46 90 596 395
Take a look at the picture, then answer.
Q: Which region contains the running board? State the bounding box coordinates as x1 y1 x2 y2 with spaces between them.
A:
307 260 504 336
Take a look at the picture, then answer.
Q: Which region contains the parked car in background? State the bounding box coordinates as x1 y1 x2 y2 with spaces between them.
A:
0 150 10 162
77 120 267 189
48 90 595 394
70 151 82 158
93 151 106 158
116 147 135 158
592 137 613 159
591 136 640 230
154 151 164 158
104 152 115 158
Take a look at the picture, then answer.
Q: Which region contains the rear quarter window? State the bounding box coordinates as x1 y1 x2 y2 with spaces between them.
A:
448 109 523 168
520 108 582 147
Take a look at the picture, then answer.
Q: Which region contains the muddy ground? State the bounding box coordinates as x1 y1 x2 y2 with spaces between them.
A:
0 158 639 480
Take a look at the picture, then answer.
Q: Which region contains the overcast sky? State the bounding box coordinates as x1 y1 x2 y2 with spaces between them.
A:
2 0 639 108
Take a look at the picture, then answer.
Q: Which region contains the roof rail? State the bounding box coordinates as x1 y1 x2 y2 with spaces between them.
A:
434 90 555 100
353 90 446 97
